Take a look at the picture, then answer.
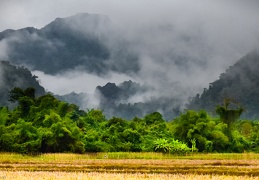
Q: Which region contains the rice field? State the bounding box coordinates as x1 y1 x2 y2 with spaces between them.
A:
0 171 258 180
0 152 259 179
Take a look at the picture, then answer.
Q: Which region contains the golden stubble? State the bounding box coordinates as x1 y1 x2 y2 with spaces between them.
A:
0 171 258 180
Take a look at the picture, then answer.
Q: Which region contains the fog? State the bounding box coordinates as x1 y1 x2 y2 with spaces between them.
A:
33 70 134 95
1 0 259 110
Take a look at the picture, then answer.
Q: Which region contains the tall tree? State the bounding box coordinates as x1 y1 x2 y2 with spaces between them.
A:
215 98 244 130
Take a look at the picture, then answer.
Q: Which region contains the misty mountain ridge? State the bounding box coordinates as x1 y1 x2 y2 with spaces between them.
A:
2 49 259 120
0 12 213 82
188 49 259 119
0 61 46 107
1 13 259 120
96 80 146 104
0 13 139 75
52 79 183 120
0 13 193 120
1 48 259 120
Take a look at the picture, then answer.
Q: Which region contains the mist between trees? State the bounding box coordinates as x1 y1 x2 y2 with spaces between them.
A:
0 87 258 154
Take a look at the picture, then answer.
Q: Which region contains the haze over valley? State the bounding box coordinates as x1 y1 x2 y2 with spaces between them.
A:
1 0 259 120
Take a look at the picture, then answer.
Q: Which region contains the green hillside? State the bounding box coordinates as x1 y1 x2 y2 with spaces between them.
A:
0 61 45 107
188 50 259 119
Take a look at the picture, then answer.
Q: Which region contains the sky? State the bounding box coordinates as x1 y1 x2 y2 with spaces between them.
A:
1 0 259 100
0 1 257 29
0 0 259 32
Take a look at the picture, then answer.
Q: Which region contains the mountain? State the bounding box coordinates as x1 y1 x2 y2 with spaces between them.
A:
0 13 188 120
95 80 182 120
0 13 139 75
54 91 95 110
53 80 182 120
0 61 46 107
96 80 145 105
187 50 259 119
2 13 259 120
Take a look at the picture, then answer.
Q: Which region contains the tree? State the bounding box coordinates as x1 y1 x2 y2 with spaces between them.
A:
171 110 229 152
24 87 36 99
18 96 34 118
8 87 25 103
13 119 41 154
40 116 85 153
144 112 164 125
8 87 36 103
0 124 16 152
215 98 244 130
0 107 10 125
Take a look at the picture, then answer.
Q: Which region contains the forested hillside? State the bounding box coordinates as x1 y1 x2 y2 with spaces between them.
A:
188 50 259 119
0 61 45 107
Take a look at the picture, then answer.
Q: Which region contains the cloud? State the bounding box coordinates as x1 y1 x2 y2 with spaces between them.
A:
0 39 9 59
1 0 259 110
119 0 259 96
0 0 256 31
32 70 134 95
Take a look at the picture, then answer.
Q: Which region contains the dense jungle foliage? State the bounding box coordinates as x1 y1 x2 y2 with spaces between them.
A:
0 87 258 154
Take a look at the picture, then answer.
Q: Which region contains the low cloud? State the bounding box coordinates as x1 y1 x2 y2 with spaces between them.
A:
32 70 134 95
0 40 8 59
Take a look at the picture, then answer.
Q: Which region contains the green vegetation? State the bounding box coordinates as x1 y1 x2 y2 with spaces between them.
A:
0 87 258 154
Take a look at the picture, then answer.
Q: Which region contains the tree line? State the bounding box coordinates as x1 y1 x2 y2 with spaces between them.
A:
0 87 258 154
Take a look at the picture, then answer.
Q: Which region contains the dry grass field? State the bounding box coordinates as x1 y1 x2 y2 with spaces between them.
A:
0 152 259 179
1 171 258 180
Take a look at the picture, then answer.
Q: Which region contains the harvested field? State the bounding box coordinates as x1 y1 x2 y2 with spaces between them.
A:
1 153 259 179
0 171 258 180
1 159 259 176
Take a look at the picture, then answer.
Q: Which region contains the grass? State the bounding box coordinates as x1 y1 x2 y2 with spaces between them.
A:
1 152 259 179
0 152 259 162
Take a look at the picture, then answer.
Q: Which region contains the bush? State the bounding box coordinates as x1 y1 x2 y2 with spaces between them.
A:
154 138 191 155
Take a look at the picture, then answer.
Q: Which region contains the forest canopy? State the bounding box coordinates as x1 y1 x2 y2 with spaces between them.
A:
0 87 258 154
